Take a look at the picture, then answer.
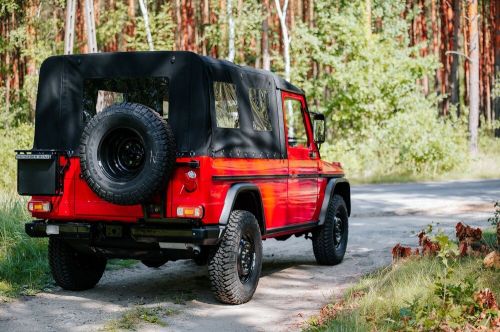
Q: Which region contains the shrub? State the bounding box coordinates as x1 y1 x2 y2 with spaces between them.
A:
322 108 468 179
0 123 34 192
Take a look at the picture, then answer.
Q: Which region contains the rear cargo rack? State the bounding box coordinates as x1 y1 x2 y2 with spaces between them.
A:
16 150 72 196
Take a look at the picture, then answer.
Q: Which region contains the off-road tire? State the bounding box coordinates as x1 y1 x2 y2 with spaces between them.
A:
208 210 262 304
80 102 176 205
141 259 168 268
312 194 349 265
48 237 107 291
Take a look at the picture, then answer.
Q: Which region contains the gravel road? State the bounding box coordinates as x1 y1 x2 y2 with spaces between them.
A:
1 179 498 331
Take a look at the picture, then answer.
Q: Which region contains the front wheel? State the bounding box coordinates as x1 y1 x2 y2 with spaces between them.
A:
312 194 349 265
49 238 107 291
208 210 263 304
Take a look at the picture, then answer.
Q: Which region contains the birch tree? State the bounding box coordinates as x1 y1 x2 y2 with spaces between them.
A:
138 0 154 51
274 0 291 82
468 0 479 155
227 0 235 61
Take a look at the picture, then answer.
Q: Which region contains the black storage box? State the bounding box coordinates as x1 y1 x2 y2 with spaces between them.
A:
16 150 60 196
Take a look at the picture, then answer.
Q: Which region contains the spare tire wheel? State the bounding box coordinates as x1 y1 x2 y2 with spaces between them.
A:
80 102 176 205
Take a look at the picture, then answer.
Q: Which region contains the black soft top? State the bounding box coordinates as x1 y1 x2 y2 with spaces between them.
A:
33 51 303 158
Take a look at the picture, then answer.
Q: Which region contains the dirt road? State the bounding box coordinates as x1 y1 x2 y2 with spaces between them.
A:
1 179 498 331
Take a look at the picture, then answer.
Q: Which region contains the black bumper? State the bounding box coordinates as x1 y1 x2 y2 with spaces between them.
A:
25 220 222 245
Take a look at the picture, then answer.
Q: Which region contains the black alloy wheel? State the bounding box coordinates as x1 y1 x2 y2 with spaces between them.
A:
312 194 349 265
237 234 256 284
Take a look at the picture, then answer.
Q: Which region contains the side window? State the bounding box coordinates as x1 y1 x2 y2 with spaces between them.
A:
285 98 308 147
214 82 239 128
249 88 272 131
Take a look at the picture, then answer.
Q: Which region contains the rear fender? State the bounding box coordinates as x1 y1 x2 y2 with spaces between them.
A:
219 183 265 234
318 178 351 225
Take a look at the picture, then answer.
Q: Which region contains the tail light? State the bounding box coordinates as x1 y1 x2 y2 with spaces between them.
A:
28 200 52 213
176 206 204 218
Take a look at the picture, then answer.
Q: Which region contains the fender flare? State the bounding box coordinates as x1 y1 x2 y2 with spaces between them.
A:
318 177 351 226
218 183 265 228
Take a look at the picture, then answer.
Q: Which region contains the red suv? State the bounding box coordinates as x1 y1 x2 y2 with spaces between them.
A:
17 51 350 304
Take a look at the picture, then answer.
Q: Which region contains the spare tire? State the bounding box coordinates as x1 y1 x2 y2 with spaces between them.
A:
80 102 176 205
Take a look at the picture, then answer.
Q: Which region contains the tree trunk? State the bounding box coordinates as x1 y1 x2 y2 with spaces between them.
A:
439 0 450 115
227 0 235 61
138 0 154 51
468 0 479 156
175 0 182 50
494 0 500 135
449 0 460 116
262 0 271 70
201 0 209 55
64 0 77 54
126 0 136 51
431 0 440 95
274 0 291 82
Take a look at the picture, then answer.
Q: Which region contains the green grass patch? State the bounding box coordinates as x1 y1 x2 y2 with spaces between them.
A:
106 259 138 271
101 305 178 331
0 194 51 298
307 255 500 331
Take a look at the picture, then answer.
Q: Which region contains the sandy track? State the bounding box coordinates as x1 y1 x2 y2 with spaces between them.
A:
1 179 498 331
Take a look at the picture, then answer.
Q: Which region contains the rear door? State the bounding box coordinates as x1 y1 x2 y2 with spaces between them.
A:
282 92 319 225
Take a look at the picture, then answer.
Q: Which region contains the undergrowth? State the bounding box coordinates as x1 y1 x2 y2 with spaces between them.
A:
0 194 51 298
307 228 500 331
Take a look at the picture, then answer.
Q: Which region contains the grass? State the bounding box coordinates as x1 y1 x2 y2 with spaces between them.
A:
0 194 51 298
107 259 138 271
306 241 500 331
101 305 178 331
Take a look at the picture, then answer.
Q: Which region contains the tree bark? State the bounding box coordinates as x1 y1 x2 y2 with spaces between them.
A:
494 0 500 135
262 0 271 70
468 0 479 156
274 0 291 82
439 0 450 115
138 0 154 51
449 0 460 116
227 0 235 61
431 0 440 95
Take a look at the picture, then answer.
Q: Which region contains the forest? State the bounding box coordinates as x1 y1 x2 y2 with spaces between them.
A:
0 0 499 183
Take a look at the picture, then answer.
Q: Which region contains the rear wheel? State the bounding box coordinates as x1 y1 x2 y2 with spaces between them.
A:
208 210 262 304
312 195 349 265
48 238 107 291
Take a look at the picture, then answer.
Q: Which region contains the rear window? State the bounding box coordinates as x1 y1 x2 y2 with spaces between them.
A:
83 77 169 123
214 82 239 128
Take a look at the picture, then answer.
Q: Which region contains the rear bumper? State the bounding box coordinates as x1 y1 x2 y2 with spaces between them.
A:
25 219 222 245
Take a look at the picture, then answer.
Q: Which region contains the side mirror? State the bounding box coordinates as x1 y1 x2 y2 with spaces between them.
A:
311 112 326 146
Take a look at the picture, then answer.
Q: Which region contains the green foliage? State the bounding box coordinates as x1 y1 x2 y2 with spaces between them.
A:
287 0 470 179
488 202 499 227
322 108 468 179
127 2 176 51
0 124 33 191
